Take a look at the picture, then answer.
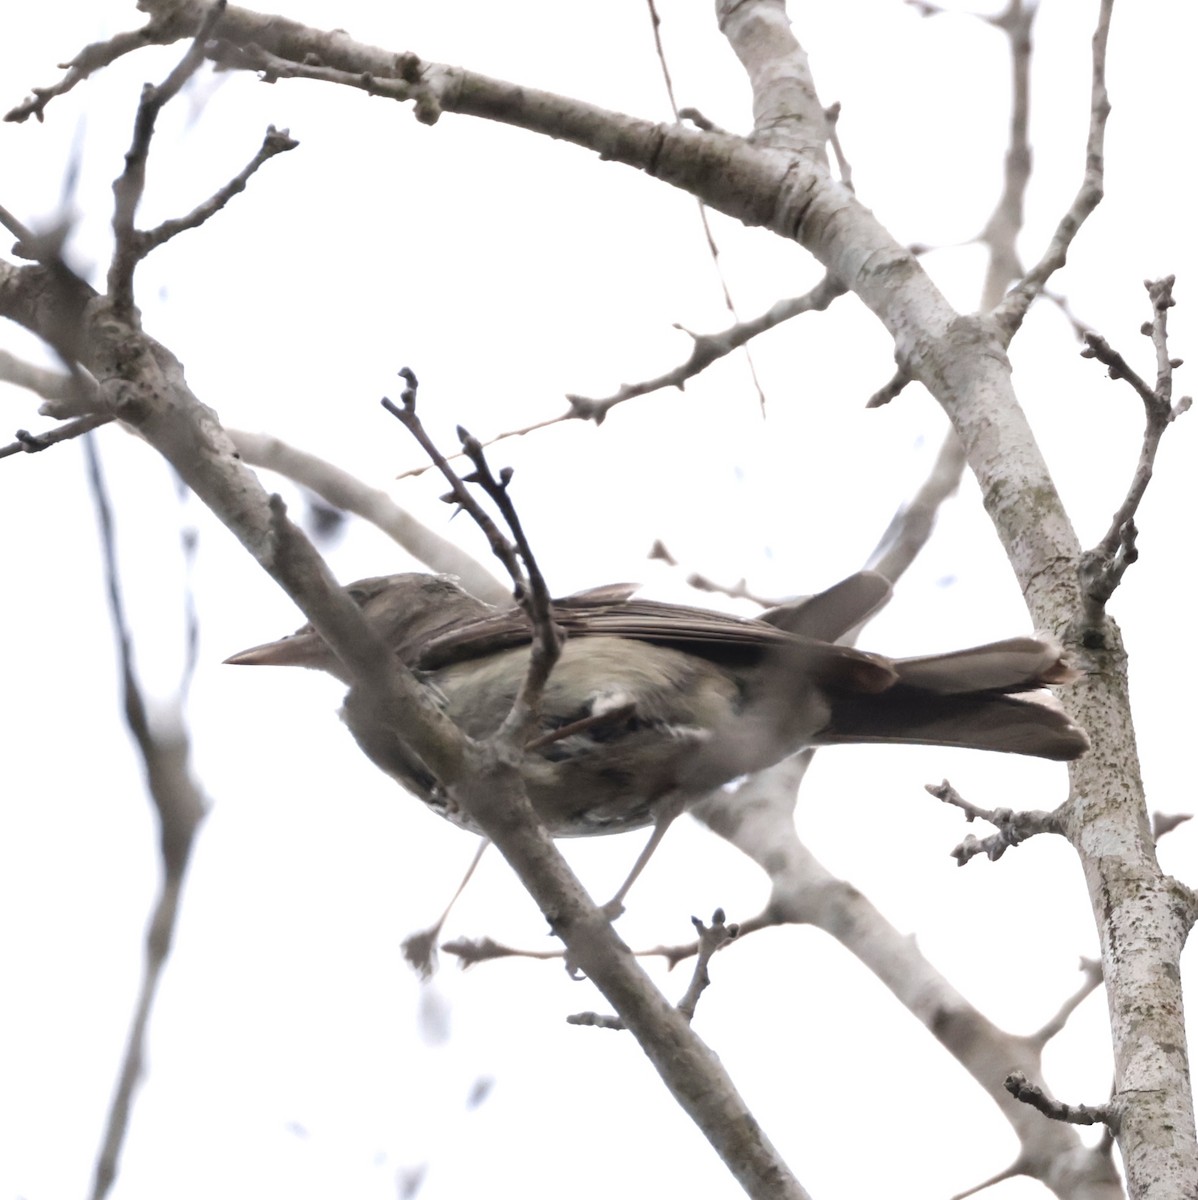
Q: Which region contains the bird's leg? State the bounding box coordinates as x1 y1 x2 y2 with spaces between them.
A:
401 837 489 976
601 792 687 920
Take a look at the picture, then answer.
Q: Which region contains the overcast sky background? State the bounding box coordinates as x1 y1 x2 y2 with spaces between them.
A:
2 2 1196 1198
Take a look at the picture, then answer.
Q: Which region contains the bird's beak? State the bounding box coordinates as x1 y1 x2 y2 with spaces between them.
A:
223 629 328 669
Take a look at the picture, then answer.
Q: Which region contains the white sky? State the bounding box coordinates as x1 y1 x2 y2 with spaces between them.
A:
2 2 1196 1198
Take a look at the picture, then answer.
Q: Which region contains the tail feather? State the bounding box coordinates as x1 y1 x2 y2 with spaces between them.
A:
818 686 1089 761
893 638 1078 694
815 635 1088 760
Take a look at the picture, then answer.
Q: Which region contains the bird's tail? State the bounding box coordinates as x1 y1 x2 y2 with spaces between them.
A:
816 638 1088 761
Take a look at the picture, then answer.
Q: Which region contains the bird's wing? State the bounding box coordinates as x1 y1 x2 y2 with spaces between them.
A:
416 593 796 669
416 590 897 693
553 595 804 647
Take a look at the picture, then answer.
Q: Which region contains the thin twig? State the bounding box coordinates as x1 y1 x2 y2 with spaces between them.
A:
140 125 298 255
441 935 566 968
83 435 208 1200
644 0 766 411
382 371 561 751
455 429 561 743
5 11 186 124
0 202 38 249
382 370 524 587
568 909 739 1029
0 412 111 459
210 39 441 123
1004 1071 1113 1128
1078 276 1191 621
823 101 853 189
0 348 99 409
108 1 230 314
925 779 1063 865
1029 959 1103 1047
229 427 507 601
392 276 847 481
976 0 1035 309
995 0 1113 333
566 275 846 425
867 432 965 581
675 909 739 1023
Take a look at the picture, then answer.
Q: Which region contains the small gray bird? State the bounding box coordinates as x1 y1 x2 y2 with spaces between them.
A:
226 571 1089 843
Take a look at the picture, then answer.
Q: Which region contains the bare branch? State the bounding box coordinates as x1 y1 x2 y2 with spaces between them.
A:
925 779 1063 865
83 435 208 1200
455 426 563 745
441 935 565 968
567 1010 626 1031
678 569 778 609
229 427 508 602
644 0 680 118
642 0 768 409
975 0 1035 309
867 432 965 582
0 347 96 404
139 124 298 254
948 1162 1024 1200
4 10 187 124
0 348 110 458
569 909 739 1031
717 0 831 156
108 2 230 314
687 760 1114 1190
383 372 564 829
675 909 739 1023
209 39 442 123
0 202 40 251
636 907 779 970
382 371 525 589
389 276 844 481
864 367 912 410
394 409 569 480
995 0 1113 333
1078 277 1191 621
567 275 846 422
0 412 110 459
823 101 853 189
1029 959 1104 1048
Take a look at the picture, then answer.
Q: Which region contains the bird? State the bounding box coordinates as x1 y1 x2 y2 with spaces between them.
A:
225 570 1089 852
